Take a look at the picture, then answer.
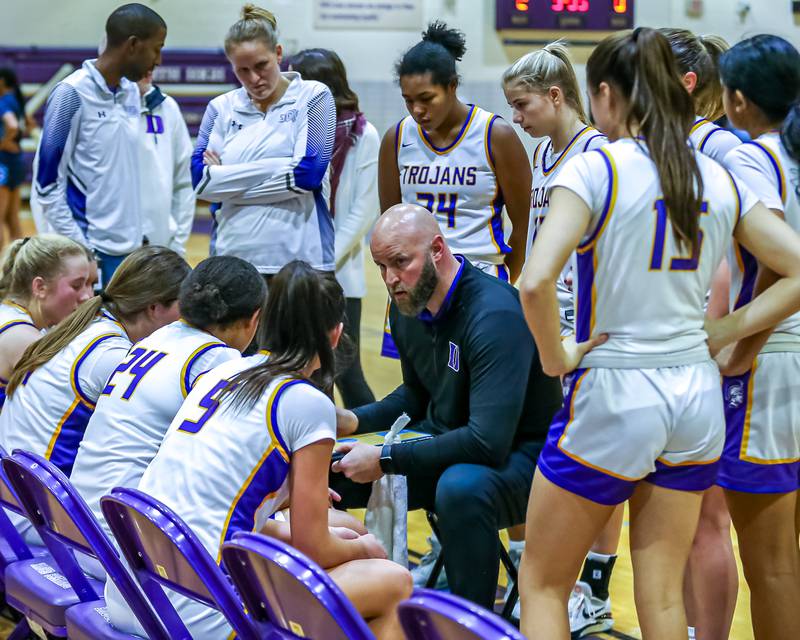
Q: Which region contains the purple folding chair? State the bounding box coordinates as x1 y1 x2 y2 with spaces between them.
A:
2 450 171 639
221 531 375 640
398 589 525 640
100 486 275 640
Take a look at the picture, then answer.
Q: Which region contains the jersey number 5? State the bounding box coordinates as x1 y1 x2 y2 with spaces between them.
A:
177 379 232 434
417 192 458 228
649 199 709 271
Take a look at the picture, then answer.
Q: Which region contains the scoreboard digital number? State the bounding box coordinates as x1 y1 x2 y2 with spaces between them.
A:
496 0 635 31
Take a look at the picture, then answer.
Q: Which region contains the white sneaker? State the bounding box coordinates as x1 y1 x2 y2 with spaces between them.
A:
568 581 613 639
410 535 448 589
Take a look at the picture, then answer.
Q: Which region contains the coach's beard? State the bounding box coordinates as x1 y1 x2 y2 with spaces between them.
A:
392 256 439 317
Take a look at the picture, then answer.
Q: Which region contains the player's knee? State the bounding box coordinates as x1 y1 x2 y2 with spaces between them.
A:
379 560 413 604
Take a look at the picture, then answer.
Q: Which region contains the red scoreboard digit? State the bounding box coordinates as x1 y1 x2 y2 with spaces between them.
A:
497 0 634 30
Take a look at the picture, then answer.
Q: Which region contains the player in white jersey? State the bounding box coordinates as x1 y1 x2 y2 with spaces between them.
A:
105 261 411 639
712 36 800 639
502 42 611 634
517 29 800 640
193 6 336 275
70 256 265 553
378 22 531 361
0 247 188 541
379 22 531 283
0 236 92 409
661 27 745 640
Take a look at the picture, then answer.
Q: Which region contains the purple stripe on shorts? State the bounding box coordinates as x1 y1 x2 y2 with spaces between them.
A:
537 368 637 506
646 458 720 492
718 372 800 493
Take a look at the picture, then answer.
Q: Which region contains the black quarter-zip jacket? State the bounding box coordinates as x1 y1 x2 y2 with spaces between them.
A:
353 258 563 477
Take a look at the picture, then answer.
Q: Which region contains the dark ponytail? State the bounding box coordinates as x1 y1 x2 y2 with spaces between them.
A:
781 104 800 163
395 21 466 87
588 27 702 255
179 256 266 330
225 261 345 410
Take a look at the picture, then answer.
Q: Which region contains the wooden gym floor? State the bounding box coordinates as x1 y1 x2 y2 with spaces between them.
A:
0 212 755 639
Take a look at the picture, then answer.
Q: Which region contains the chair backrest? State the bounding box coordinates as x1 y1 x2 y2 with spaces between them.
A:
397 589 525 640
0 446 37 566
222 532 374 640
1 451 170 639
100 487 263 640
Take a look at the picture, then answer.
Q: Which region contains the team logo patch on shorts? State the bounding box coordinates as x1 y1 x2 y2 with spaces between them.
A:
725 380 745 408
447 342 460 372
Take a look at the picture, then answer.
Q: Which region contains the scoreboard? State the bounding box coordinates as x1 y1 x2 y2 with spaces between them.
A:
496 0 635 32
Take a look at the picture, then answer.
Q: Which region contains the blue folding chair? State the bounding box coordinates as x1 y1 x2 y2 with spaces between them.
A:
101 486 280 640
222 531 375 640
0 447 74 639
2 450 170 639
398 589 526 640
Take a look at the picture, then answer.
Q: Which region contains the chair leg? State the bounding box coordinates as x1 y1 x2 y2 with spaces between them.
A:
424 512 444 589
499 538 519 621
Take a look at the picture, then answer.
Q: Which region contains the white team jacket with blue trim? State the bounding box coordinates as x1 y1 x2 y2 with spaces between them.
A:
193 72 336 273
35 59 143 256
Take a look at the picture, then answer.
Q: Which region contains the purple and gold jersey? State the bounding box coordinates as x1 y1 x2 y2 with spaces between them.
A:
397 106 508 265
530 126 607 335
70 320 239 535
726 131 800 352
553 138 757 369
689 117 741 165
0 300 35 409
0 310 129 477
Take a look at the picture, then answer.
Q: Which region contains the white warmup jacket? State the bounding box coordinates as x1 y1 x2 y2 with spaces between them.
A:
139 86 194 254
35 59 143 256
193 72 336 274
334 121 380 299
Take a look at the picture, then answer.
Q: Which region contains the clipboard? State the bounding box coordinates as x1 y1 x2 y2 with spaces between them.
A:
332 429 432 462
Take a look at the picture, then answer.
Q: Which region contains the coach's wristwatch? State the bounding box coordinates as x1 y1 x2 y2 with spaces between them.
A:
379 444 395 475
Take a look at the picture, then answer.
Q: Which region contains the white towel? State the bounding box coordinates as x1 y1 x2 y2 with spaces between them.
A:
365 413 410 566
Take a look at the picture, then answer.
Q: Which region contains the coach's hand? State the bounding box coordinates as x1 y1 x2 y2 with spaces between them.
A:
336 407 358 436
331 442 383 483
558 333 608 375
203 149 221 166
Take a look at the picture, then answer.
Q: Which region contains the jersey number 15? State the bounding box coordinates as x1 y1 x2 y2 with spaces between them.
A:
649 199 709 272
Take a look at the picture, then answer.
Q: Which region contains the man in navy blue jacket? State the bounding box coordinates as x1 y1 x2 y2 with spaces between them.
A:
332 203 562 610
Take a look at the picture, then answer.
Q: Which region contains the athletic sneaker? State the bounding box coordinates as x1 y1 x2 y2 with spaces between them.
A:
568 581 613 638
410 535 448 589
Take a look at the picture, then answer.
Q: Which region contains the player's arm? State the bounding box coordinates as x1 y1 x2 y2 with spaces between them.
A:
378 124 402 212
708 202 800 353
0 324 42 381
489 117 531 283
36 83 86 245
714 208 785 374
289 440 386 569
520 185 606 376
0 110 19 152
212 90 335 205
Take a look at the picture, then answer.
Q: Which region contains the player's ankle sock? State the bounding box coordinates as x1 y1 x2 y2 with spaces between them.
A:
688 626 696 639
579 551 617 601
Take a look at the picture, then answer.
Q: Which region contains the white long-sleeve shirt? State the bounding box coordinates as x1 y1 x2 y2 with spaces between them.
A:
139 86 194 254
35 59 143 256
334 121 380 298
192 72 336 274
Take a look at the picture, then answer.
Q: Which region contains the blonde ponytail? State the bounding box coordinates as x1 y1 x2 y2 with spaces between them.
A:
0 235 87 302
